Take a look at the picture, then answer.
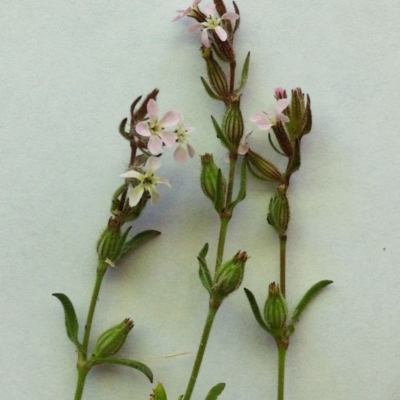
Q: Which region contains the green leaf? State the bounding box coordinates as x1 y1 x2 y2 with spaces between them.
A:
90 357 153 383
243 288 273 335
52 293 81 349
291 280 333 324
268 133 286 156
205 383 226 400
122 230 161 256
211 116 234 151
201 77 223 101
227 158 247 212
199 242 209 259
235 52 250 94
198 244 213 293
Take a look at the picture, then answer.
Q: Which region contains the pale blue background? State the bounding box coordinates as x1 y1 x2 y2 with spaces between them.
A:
1 0 400 399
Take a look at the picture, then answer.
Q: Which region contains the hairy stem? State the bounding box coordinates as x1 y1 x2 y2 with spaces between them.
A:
182 306 219 400
279 234 287 297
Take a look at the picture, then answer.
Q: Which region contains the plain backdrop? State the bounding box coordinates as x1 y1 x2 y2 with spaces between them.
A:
1 0 400 399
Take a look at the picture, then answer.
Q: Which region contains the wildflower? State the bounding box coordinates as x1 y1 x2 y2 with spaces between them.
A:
173 0 202 22
250 99 290 131
173 112 195 163
238 131 252 155
136 99 179 155
274 87 286 100
188 5 239 47
120 157 170 207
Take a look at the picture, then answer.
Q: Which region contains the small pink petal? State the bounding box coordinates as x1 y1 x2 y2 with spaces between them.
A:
120 170 143 180
175 110 184 124
204 4 215 15
250 113 272 130
158 176 171 187
173 8 190 22
136 121 151 137
147 156 162 172
160 111 180 127
221 12 239 21
188 22 202 33
147 99 159 120
161 131 178 148
223 152 230 163
201 29 210 47
185 126 196 133
174 146 188 164
193 0 202 6
276 99 289 113
274 87 285 98
277 113 290 123
238 143 249 155
127 185 145 207
214 26 227 41
148 135 163 154
187 143 195 158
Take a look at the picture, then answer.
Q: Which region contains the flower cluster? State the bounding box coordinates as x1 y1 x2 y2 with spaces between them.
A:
175 0 239 48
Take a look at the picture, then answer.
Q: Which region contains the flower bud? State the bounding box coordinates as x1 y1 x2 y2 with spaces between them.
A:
92 318 134 359
264 282 287 331
214 251 248 299
285 88 312 140
222 96 244 149
200 154 226 211
201 47 230 101
246 149 282 182
150 383 168 400
267 185 290 235
96 219 127 266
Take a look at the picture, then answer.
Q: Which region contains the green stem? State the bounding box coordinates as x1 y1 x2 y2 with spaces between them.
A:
182 306 219 400
279 234 287 298
82 264 107 355
215 216 230 272
74 367 89 400
277 344 287 400
226 155 237 205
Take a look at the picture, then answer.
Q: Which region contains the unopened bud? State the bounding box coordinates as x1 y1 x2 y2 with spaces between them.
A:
267 185 290 235
201 47 229 101
150 383 168 400
200 154 226 210
264 282 287 331
222 96 244 149
285 88 312 139
214 251 248 298
96 221 127 266
92 318 134 358
246 149 281 182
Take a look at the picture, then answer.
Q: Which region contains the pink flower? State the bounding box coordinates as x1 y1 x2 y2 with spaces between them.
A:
188 5 239 47
173 0 202 22
224 132 252 162
120 156 170 207
274 87 286 99
173 112 196 164
136 99 179 155
250 99 290 131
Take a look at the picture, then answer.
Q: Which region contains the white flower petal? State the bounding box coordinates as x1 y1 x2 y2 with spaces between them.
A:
148 135 163 154
276 99 290 113
147 156 162 172
158 176 171 187
127 184 145 207
174 145 188 164
201 29 210 47
204 4 215 15
187 143 196 158
214 26 227 41
147 99 159 119
221 12 239 21
136 121 151 136
161 131 178 148
160 110 180 127
148 186 161 204
188 22 202 32
120 170 143 180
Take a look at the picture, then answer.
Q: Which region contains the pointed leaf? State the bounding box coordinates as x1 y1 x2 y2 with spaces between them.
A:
232 1 240 34
199 243 209 259
205 383 226 400
52 293 80 348
122 230 161 256
268 133 287 156
201 77 223 101
152 383 168 400
211 116 234 151
90 357 153 382
291 280 333 324
244 288 273 335
198 243 212 293
119 118 130 140
227 158 247 212
235 52 250 94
